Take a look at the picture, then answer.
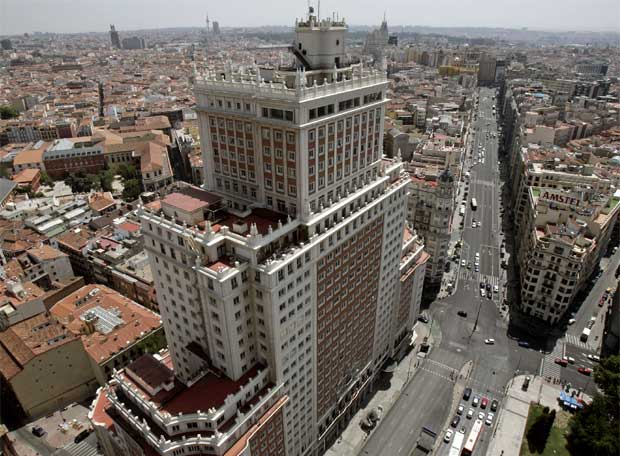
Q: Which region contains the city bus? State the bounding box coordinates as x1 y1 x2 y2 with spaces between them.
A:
461 419 483 455
471 198 478 210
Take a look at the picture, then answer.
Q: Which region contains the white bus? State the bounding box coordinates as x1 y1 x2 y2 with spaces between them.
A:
449 430 465 456
471 198 478 210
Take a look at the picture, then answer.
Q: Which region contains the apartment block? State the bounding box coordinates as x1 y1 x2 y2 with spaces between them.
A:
0 312 97 420
406 168 455 284
50 284 164 385
90 9 424 456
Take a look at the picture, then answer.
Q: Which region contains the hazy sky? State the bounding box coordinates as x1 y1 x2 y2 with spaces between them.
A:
1 0 619 35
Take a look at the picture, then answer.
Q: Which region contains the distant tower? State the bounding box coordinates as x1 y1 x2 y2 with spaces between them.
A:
109 25 121 49
212 21 220 35
203 14 210 56
98 81 104 117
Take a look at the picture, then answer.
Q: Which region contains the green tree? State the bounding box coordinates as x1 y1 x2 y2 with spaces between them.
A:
122 179 142 201
567 355 620 456
100 169 115 192
39 171 53 186
116 163 138 181
0 105 19 120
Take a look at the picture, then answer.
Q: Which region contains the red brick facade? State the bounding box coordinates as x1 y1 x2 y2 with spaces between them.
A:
316 215 384 418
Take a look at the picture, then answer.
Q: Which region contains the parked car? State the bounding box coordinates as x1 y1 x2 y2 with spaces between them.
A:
418 314 429 323
74 429 92 444
451 415 461 428
457 404 465 415
485 413 494 425
486 283 491 292
463 388 472 401
444 429 454 443
480 289 486 298
478 411 486 421
484 339 495 345
493 285 499 293
481 397 489 409
466 408 474 419
568 318 576 325
458 310 468 318
490 400 499 412
31 426 46 437
472 396 480 407
578 367 592 376
518 340 530 348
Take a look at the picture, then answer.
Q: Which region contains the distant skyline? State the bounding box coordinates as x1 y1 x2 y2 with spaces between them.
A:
1 0 619 35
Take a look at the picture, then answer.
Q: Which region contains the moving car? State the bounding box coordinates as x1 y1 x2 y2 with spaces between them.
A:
418 314 429 323
458 310 468 317
461 259 467 267
567 356 575 364
486 283 491 292
518 340 530 348
490 400 499 412
493 285 499 293
480 289 486 297
457 404 465 415
463 388 472 401
578 367 592 376
555 358 568 367
587 354 601 362
484 338 495 345
444 429 454 443
568 318 576 325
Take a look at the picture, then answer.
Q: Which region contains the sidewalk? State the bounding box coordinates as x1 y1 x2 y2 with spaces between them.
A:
486 375 572 456
324 323 431 456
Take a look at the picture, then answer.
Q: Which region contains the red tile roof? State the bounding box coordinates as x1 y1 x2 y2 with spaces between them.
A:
162 192 211 212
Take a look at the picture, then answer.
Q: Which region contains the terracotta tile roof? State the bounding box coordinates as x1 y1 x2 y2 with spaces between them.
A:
140 142 166 173
88 192 116 212
116 221 140 233
0 313 76 380
89 387 115 431
51 284 162 364
55 229 90 252
27 243 67 261
12 168 40 184
162 192 210 212
12 141 50 166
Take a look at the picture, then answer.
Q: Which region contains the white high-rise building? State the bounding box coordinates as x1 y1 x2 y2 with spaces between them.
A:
89 8 427 456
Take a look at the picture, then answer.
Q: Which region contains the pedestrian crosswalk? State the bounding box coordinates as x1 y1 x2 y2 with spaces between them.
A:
57 440 101 456
542 341 564 380
565 334 592 350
